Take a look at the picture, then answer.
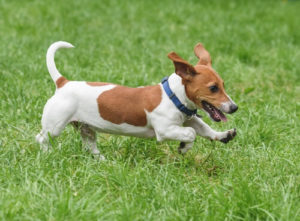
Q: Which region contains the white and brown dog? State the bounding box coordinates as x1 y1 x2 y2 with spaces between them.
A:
36 41 238 159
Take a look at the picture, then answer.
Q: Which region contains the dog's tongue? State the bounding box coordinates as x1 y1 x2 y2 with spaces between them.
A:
216 110 227 122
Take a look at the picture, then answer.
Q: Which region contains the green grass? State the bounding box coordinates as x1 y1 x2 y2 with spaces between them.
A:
0 0 299 220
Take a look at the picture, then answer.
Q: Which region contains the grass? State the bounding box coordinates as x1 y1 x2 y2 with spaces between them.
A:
0 0 299 220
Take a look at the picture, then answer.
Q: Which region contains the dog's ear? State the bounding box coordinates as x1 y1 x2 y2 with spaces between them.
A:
168 52 196 81
194 43 212 67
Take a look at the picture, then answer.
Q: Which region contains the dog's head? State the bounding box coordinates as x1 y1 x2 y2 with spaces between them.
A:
168 43 238 122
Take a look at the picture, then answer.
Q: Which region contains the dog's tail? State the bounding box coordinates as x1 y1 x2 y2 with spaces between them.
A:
46 41 74 83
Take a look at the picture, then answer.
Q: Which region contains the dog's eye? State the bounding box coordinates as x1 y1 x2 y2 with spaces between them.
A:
209 85 219 93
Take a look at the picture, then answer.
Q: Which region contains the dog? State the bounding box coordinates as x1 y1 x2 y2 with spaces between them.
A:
36 41 238 159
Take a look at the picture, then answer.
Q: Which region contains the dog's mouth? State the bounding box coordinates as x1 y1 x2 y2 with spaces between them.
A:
201 101 227 122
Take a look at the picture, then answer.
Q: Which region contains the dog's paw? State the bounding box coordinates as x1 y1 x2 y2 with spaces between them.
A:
178 142 185 154
93 154 106 161
178 142 193 154
183 127 196 142
220 128 237 144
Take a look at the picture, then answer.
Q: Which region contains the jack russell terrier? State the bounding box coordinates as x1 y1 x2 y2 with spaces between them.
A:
36 41 238 160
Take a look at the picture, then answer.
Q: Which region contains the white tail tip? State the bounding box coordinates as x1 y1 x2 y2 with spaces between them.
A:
54 41 75 49
46 41 75 83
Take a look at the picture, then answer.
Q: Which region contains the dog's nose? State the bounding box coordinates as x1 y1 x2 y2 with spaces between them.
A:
229 104 238 114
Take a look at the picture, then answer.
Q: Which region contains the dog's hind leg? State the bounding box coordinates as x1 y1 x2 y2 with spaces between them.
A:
36 95 76 151
74 123 105 160
36 130 51 151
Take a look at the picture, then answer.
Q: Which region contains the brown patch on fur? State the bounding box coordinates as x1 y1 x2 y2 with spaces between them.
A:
168 44 231 110
97 85 162 126
56 76 69 88
86 82 110 87
168 52 196 80
184 65 228 109
194 43 212 66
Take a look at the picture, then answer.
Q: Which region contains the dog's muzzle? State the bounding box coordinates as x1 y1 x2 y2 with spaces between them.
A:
221 101 238 114
228 103 238 113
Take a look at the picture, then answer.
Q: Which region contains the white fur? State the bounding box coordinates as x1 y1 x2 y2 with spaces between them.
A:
221 95 237 113
36 41 236 158
46 41 74 82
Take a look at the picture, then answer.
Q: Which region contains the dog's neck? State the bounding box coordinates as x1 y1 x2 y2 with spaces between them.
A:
167 73 197 110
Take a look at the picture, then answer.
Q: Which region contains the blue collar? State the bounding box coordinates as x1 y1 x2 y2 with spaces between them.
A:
161 76 197 116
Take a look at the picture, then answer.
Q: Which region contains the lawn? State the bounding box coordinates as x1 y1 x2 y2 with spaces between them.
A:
0 0 299 220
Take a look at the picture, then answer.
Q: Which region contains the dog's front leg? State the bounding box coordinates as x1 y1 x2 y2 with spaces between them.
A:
155 125 196 153
184 116 236 143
